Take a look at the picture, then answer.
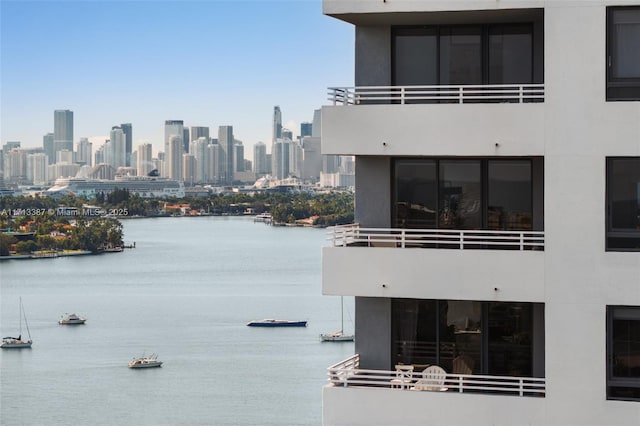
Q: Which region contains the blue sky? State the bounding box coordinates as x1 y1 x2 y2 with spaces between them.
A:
0 0 354 157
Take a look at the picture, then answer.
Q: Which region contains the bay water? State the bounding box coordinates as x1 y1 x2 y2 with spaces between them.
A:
0 216 354 425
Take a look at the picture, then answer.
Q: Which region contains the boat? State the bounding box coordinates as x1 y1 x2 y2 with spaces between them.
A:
128 353 163 368
1 297 33 349
321 296 354 342
246 319 307 327
58 313 87 325
253 212 272 223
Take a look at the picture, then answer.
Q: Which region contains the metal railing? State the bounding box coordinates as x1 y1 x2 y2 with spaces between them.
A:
327 223 544 251
327 354 545 397
328 84 544 105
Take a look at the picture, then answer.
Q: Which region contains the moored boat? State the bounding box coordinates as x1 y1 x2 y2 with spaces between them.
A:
59 313 87 325
1 297 33 349
128 353 163 368
246 319 307 327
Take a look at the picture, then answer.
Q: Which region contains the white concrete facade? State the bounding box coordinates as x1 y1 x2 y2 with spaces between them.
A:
321 1 640 425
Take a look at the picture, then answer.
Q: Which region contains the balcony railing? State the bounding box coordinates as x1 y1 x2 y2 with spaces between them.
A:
328 84 545 105
328 354 545 397
327 224 544 251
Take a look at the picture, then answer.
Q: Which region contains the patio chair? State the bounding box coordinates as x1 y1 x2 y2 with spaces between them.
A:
390 364 414 389
411 365 448 391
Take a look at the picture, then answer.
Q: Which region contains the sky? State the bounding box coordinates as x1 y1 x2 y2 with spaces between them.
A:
0 0 354 158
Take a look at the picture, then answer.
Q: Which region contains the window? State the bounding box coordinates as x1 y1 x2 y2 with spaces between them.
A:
392 23 536 86
607 7 640 101
607 306 640 401
393 158 535 232
606 158 640 251
392 299 542 377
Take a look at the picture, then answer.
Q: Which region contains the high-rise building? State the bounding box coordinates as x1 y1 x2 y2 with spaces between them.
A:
234 141 245 173
320 2 640 426
207 143 221 184
301 137 322 181
76 137 92 166
43 133 54 164
272 106 282 143
253 142 268 175
27 153 48 185
164 120 184 176
120 123 132 166
191 126 210 142
110 127 126 169
300 122 313 139
3 148 27 184
183 153 196 185
282 128 293 141
271 139 290 180
53 109 73 163
137 143 153 176
183 128 190 153
168 135 183 180
218 125 234 184
191 137 210 183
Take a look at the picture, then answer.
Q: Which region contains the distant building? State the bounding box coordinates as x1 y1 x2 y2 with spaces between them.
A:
272 106 282 142
191 126 210 142
234 141 245 172
137 143 153 177
43 133 54 164
53 109 73 163
168 135 183 180
301 136 322 181
110 127 126 169
218 125 234 184
164 120 184 176
27 153 48 185
76 138 92 166
120 123 132 167
253 141 268 175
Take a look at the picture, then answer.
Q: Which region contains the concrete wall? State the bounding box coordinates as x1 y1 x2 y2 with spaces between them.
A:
354 156 390 228
354 297 391 369
355 26 390 86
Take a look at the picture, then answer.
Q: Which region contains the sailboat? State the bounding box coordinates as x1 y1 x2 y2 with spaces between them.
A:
320 296 354 342
1 297 33 349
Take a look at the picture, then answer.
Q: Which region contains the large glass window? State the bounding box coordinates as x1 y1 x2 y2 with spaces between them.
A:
439 160 481 229
392 23 535 87
393 158 535 232
607 306 640 401
394 160 437 228
488 161 532 230
392 299 540 377
606 158 640 251
607 7 640 101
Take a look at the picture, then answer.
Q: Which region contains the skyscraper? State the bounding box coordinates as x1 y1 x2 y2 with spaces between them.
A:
300 122 312 138
137 143 153 176
234 141 245 172
183 128 190 153
76 137 92 166
168 135 183 180
120 123 132 166
272 106 282 143
43 133 54 164
110 126 126 168
191 126 210 142
164 120 184 177
54 110 73 163
218 125 234 184
253 142 268 175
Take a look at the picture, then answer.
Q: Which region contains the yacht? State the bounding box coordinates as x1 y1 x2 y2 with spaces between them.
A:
128 354 163 368
58 313 87 325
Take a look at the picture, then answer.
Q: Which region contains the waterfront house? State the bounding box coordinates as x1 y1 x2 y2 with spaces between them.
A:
320 1 640 425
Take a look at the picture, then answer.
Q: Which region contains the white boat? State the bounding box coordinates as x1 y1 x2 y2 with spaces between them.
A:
321 296 354 342
128 353 163 368
1 297 33 349
59 313 87 325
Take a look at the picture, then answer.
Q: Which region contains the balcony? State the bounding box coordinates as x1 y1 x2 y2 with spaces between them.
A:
328 354 545 396
327 223 544 251
323 354 546 426
328 84 545 105
322 224 545 301
321 84 545 157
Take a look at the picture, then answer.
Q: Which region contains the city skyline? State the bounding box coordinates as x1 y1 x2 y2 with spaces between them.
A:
0 0 354 156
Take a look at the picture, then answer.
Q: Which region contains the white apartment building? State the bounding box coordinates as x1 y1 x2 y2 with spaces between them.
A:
320 1 640 425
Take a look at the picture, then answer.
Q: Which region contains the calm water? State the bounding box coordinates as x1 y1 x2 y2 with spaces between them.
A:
0 216 354 426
